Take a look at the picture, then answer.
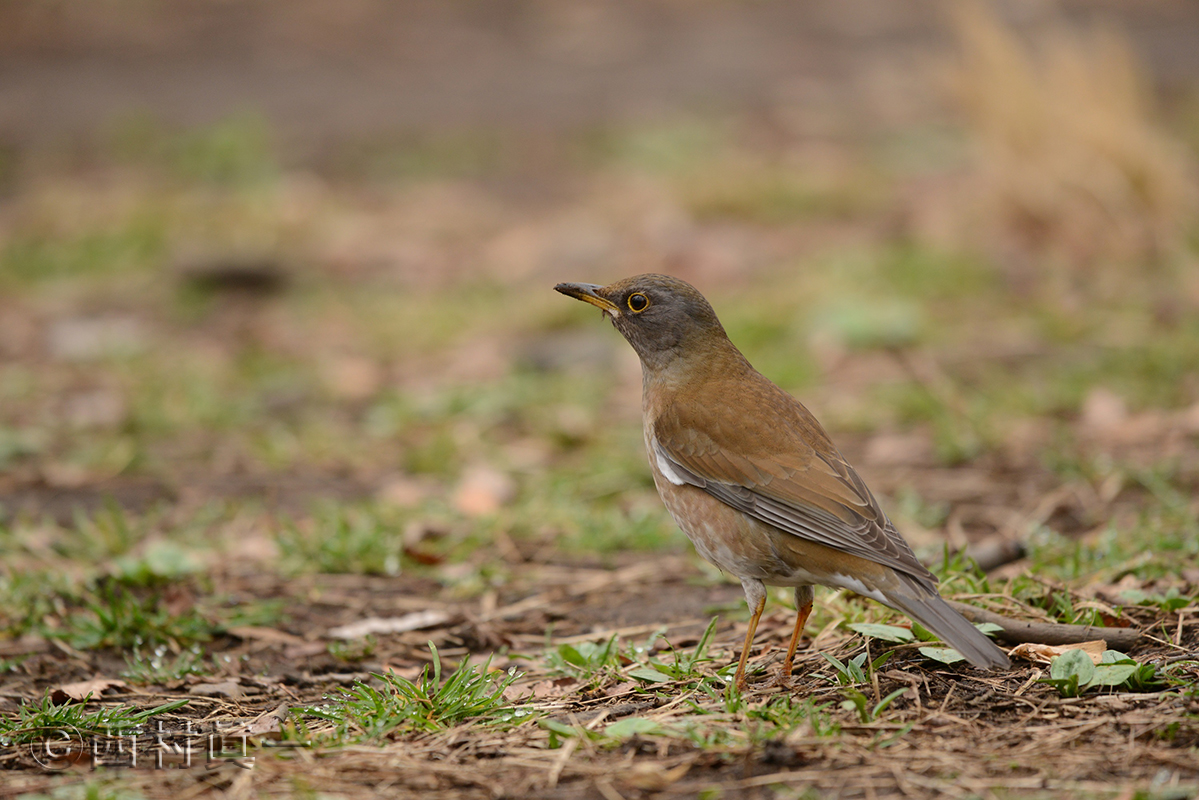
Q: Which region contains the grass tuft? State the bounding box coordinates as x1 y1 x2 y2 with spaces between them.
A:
0 693 188 746
301 643 522 743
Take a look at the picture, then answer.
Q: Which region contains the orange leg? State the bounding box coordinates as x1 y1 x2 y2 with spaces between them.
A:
734 589 767 692
781 585 815 681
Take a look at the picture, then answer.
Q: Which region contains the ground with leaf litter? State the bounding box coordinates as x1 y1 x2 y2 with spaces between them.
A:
3 1 1199 799
2 542 1197 799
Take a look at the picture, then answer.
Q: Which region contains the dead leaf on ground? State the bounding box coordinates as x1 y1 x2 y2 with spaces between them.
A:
619 761 692 791
1009 640 1108 665
64 388 127 429
453 465 516 517
240 702 292 737
1081 387 1127 432
283 641 329 659
863 430 935 467
327 610 452 640
527 677 578 700
320 356 383 401
380 664 426 681
604 680 639 698
47 316 145 361
51 678 127 704
227 626 309 646
376 474 438 508
403 546 444 566
0 634 50 658
162 584 198 617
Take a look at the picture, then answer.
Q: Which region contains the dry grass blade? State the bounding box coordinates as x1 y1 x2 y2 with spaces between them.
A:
947 1 1197 283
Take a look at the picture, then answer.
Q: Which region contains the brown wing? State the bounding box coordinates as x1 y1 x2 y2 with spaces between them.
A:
652 376 937 588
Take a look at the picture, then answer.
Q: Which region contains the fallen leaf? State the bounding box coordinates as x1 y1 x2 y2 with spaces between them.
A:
321 356 382 401
1081 387 1127 432
1182 401 1199 434
227 626 308 646
40 461 92 488
453 465 516 517
604 680 638 698
226 529 279 564
241 702 291 737
619 761 691 791
64 389 126 429
502 684 529 702
51 678 127 704
402 546 444 566
283 642 329 659
327 610 452 640
162 583 198 617
864 431 935 467
48 316 144 361
1009 640 1107 665
380 664 425 681
0 634 50 658
376 474 437 508
529 677 578 699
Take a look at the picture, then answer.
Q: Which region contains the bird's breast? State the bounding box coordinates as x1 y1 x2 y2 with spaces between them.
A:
644 424 779 581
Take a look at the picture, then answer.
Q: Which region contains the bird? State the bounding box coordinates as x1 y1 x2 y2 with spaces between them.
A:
555 274 1010 690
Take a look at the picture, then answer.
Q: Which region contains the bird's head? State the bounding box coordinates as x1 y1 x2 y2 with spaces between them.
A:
555 274 733 372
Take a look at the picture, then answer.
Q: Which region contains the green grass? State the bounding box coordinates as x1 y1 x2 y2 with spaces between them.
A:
121 645 211 684
108 112 278 185
544 683 843 753
0 693 188 746
277 505 406 576
0 569 79 640
745 694 840 738
0 557 279 651
538 634 622 686
0 218 166 286
301 644 523 742
47 582 278 651
337 131 509 181
625 617 722 684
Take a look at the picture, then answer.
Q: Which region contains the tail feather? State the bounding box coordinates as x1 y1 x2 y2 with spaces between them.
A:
886 580 1010 670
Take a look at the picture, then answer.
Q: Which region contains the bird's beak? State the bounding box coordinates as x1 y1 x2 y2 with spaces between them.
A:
554 282 620 315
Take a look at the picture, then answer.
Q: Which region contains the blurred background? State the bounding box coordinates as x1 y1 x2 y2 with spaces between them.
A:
1 0 1198 617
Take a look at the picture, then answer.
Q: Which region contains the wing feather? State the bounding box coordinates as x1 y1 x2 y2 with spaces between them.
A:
651 384 936 587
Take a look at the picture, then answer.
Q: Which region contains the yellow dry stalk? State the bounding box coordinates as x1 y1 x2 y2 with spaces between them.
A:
947 1 1197 286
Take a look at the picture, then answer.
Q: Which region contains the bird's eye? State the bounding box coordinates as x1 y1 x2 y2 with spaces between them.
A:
627 293 650 312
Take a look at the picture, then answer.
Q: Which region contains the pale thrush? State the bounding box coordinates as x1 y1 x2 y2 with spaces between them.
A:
555 274 1010 690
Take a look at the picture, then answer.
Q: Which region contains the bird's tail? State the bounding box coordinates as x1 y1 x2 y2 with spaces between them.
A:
885 578 1010 670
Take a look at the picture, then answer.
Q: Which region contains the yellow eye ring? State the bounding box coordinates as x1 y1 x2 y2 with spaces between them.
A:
627 293 650 312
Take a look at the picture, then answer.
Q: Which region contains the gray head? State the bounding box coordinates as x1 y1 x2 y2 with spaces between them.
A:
554 273 733 371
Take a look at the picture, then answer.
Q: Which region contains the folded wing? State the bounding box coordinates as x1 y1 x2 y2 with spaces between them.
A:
652 381 937 591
